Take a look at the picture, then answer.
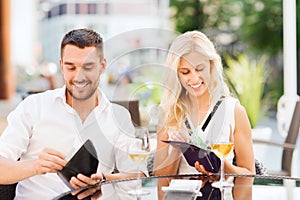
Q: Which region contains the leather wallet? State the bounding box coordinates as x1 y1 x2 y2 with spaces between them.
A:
161 140 220 173
57 139 99 188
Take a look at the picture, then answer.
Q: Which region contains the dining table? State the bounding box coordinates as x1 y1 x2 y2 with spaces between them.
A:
53 173 300 200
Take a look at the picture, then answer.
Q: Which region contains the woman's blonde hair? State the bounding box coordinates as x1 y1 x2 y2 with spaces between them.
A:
159 30 230 129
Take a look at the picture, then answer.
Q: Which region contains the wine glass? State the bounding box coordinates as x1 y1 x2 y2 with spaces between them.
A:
211 142 234 188
127 127 151 198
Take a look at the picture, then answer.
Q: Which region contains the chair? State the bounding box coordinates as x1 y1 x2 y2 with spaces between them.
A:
111 100 157 175
252 100 300 176
0 118 16 200
0 183 17 200
23 93 142 127
22 90 45 100
111 100 141 127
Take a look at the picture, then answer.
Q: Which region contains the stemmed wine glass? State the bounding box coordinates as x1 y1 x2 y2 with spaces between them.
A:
127 126 151 199
211 141 234 188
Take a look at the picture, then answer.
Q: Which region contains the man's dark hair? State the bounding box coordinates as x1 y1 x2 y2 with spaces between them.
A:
60 28 103 58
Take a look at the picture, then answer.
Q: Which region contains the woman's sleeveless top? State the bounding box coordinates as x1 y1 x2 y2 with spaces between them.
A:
178 97 238 174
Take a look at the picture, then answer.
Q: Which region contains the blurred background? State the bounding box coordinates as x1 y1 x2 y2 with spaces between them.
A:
0 0 299 176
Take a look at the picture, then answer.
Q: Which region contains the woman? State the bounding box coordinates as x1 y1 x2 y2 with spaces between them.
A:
153 31 255 199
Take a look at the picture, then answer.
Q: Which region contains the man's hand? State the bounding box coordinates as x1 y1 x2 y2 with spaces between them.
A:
70 173 103 200
34 148 67 175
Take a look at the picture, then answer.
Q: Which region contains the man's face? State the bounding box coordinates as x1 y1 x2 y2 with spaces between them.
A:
60 44 106 101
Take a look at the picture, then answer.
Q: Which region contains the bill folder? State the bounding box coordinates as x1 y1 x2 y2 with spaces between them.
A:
58 139 99 188
161 140 220 173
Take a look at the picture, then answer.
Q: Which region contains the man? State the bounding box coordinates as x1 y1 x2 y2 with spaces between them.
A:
0 28 146 199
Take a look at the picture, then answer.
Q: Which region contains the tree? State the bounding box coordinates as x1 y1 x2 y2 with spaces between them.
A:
239 0 283 55
169 0 296 113
169 0 238 33
169 0 205 33
169 0 300 56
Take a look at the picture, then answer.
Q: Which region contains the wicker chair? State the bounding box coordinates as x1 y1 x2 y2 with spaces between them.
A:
0 183 17 200
253 100 300 176
111 100 141 127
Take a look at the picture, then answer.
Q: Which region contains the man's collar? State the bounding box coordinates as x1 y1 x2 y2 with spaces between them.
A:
54 85 110 111
53 85 67 102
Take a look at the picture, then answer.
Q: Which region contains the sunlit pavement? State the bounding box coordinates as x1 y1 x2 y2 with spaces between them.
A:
252 185 300 199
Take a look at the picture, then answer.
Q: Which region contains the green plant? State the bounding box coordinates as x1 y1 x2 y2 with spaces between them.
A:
131 83 163 108
224 53 269 128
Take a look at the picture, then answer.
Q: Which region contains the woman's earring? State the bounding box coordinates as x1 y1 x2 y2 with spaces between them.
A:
185 90 188 96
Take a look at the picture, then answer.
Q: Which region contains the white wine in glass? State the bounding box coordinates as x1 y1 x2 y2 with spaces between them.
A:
211 142 234 188
128 152 150 163
127 127 151 198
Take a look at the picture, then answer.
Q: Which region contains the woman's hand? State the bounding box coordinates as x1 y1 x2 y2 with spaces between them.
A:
168 127 190 142
197 174 219 187
194 161 213 176
70 173 103 200
195 161 220 187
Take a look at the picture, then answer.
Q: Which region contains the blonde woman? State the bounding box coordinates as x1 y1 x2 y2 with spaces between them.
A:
153 31 255 199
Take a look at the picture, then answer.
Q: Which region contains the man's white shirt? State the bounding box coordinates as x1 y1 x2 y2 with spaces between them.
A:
0 86 147 199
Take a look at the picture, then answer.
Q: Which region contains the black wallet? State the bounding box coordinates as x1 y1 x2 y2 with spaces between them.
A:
57 139 99 188
161 140 220 173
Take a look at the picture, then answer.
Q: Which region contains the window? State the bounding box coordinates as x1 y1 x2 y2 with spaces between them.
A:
59 3 67 15
75 3 97 15
76 3 88 14
88 3 97 14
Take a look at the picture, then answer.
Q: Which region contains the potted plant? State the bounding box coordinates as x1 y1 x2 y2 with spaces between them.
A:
224 53 272 165
224 53 270 128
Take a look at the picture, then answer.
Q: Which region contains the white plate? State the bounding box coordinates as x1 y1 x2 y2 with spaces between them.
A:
161 179 203 197
162 186 201 194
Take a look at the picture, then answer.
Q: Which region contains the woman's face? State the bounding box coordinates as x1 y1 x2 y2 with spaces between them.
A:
177 51 211 97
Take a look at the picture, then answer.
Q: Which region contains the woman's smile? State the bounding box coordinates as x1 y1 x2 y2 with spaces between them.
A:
188 81 204 89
